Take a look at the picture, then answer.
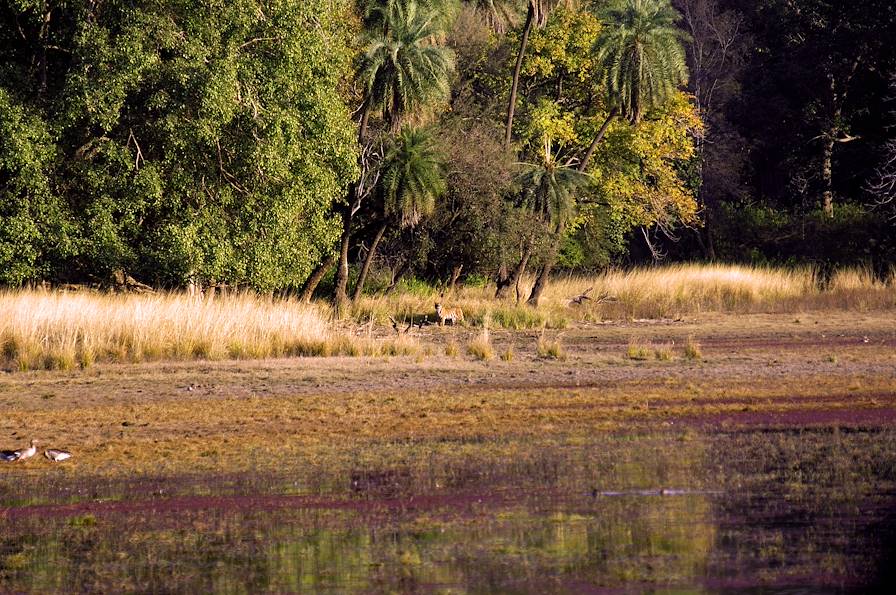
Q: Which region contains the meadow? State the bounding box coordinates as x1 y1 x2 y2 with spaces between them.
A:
1 264 895 592
2 264 893 371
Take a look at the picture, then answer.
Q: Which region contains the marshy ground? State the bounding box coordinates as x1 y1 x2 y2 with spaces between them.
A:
2 310 896 592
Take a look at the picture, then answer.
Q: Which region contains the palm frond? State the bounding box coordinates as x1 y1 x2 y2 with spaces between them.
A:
594 0 689 124
381 127 447 227
360 0 456 129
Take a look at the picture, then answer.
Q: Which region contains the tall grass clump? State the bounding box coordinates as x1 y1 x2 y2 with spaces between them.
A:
684 335 702 360
0 290 396 370
536 330 567 360
351 290 564 330
467 328 495 361
352 264 892 327
626 340 653 361
548 264 815 318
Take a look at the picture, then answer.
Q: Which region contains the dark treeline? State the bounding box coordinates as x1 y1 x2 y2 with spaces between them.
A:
664 0 896 273
2 0 894 298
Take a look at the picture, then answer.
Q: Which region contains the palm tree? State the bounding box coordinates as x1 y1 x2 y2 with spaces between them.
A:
578 0 689 171
497 133 590 301
505 0 574 149
333 0 455 312
358 0 456 135
353 127 446 301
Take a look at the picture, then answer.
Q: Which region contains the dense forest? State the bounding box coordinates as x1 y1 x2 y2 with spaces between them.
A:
1 0 894 298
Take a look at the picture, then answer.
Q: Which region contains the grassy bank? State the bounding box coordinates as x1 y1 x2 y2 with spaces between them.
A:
1 264 893 369
0 291 419 371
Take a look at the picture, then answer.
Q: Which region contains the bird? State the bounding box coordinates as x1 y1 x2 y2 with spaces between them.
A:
44 449 72 462
6 439 39 462
1 449 18 462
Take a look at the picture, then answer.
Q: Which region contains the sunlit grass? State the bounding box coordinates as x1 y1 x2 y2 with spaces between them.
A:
0 290 417 370
536 334 567 360
352 264 894 327
467 328 495 361
684 336 702 361
2 264 893 370
626 340 654 361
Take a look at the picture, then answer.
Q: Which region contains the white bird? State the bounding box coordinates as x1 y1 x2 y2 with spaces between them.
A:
9 439 38 462
44 449 72 462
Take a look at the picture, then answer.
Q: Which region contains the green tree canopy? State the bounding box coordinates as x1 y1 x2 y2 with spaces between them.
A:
382 127 447 227
359 0 456 132
0 0 359 290
594 0 689 125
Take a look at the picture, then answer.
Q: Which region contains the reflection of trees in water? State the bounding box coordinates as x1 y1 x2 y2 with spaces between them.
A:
4 430 896 592
704 428 896 585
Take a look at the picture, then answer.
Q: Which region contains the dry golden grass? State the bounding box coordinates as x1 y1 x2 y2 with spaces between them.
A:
444 340 459 357
536 333 567 360
653 342 675 361
626 340 654 361
500 344 515 362
466 328 495 361
353 264 894 328
2 264 893 370
684 335 703 360
0 290 416 370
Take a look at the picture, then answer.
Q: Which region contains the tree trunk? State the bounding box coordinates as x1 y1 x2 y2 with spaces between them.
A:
358 99 371 144
526 261 551 306
384 259 410 295
526 238 562 306
352 221 388 302
299 253 336 303
38 4 51 95
578 108 617 172
496 243 532 299
333 209 353 314
494 263 511 297
822 132 835 218
448 264 464 293
702 194 717 261
504 5 535 149
332 98 374 311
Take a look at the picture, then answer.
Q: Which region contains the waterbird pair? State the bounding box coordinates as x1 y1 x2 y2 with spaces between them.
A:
1 440 71 462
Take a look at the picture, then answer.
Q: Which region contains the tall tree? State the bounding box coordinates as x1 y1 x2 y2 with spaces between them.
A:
353 127 446 300
579 0 689 171
0 0 359 290
333 0 455 312
736 0 896 220
505 0 572 148
518 130 590 304
676 0 745 259
465 0 520 34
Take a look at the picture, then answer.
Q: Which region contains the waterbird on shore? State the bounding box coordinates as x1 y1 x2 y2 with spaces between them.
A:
44 449 72 462
2 440 39 462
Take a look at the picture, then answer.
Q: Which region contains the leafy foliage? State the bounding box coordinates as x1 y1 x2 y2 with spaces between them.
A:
594 0 690 124
381 127 447 227
360 0 456 129
517 112 592 232
0 0 359 290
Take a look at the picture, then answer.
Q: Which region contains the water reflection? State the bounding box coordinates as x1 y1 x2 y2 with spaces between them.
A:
2 428 894 593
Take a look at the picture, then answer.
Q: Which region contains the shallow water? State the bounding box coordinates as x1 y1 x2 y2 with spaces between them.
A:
2 428 895 593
